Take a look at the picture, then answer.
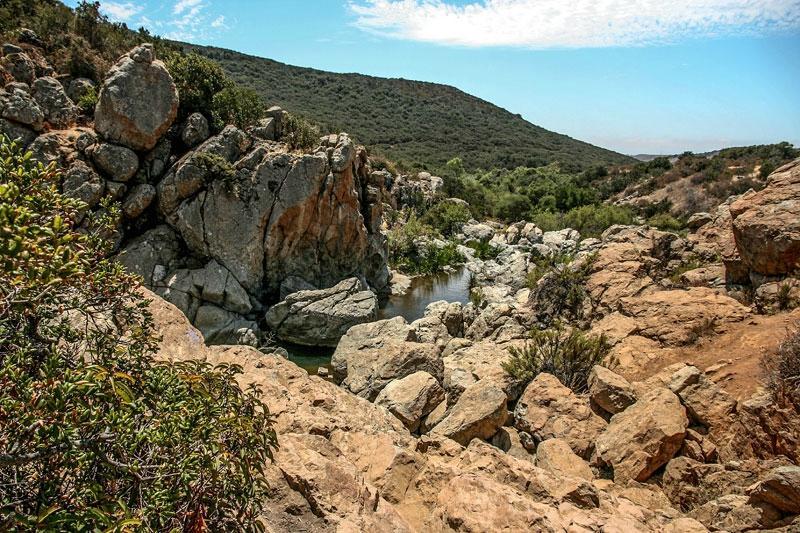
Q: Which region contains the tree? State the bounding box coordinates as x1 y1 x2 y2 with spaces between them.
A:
0 136 277 531
165 52 233 121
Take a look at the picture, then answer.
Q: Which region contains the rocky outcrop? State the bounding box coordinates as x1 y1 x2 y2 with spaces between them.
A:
265 278 378 347
513 373 607 458
94 44 178 151
430 379 507 445
145 289 748 532
595 387 689 483
730 159 800 277
375 371 445 432
331 317 443 400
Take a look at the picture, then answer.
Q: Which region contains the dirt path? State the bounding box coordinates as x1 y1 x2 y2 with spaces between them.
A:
631 309 800 401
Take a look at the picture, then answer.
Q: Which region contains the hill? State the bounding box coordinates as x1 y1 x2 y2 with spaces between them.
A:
184 44 635 172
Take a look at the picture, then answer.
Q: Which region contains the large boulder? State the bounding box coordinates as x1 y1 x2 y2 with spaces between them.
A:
588 365 637 415
1 84 44 131
374 371 445 432
747 466 800 514
730 159 800 276
181 112 210 147
94 44 178 151
89 142 139 182
430 379 507 445
331 317 443 400
265 278 377 347
513 373 607 458
31 76 77 129
595 387 689 483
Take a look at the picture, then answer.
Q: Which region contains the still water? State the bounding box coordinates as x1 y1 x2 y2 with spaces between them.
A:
284 267 473 374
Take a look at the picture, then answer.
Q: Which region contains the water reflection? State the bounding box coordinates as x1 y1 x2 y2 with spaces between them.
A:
378 266 473 322
282 267 473 375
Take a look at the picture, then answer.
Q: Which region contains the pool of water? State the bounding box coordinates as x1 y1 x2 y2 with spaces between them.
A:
378 266 473 322
282 267 473 375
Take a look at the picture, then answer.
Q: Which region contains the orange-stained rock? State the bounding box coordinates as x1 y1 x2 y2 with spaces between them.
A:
730 159 800 276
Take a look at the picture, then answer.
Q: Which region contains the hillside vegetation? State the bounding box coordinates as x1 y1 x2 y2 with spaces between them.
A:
186 44 635 172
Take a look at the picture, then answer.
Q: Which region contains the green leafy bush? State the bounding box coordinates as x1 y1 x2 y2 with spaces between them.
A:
0 136 276 531
502 325 610 392
387 213 464 274
647 212 684 232
528 254 596 326
165 52 233 120
465 239 501 260
282 113 321 151
211 85 265 131
75 85 98 116
562 204 636 237
422 201 471 237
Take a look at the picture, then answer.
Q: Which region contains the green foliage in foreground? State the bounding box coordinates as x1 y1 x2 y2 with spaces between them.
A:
283 113 322 151
503 325 610 392
211 85 266 131
0 136 276 531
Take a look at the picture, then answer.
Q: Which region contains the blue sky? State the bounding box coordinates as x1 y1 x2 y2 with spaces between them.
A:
69 0 800 155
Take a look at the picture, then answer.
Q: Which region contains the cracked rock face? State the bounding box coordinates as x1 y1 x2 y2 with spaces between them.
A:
157 128 390 299
265 277 378 347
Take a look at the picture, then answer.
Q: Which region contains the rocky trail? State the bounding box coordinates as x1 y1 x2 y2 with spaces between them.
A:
3 36 800 531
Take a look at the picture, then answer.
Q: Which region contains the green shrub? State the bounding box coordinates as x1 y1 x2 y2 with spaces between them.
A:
502 325 610 392
387 213 463 274
165 52 233 120
466 239 501 260
0 136 276 531
211 85 265 131
647 212 684 232
282 113 321 151
75 85 97 116
528 254 596 326
422 201 471 237
562 204 636 237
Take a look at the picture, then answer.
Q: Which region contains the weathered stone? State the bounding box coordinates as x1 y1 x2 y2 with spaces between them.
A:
266 278 377 347
0 118 35 146
193 304 258 347
513 373 607 458
596 387 688 483
332 317 443 400
116 225 182 285
689 494 781 532
2 52 35 84
62 161 104 209
194 259 252 315
91 142 139 182
181 112 210 147
431 380 507 445
1 84 43 130
588 365 637 414
95 44 178 151
535 438 594 481
730 159 800 276
748 466 800 514
122 183 156 219
67 77 95 102
31 76 77 129
375 371 445 432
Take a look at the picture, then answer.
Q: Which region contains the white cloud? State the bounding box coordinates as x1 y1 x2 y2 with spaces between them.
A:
173 0 203 15
348 0 800 48
100 1 143 22
211 15 226 28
